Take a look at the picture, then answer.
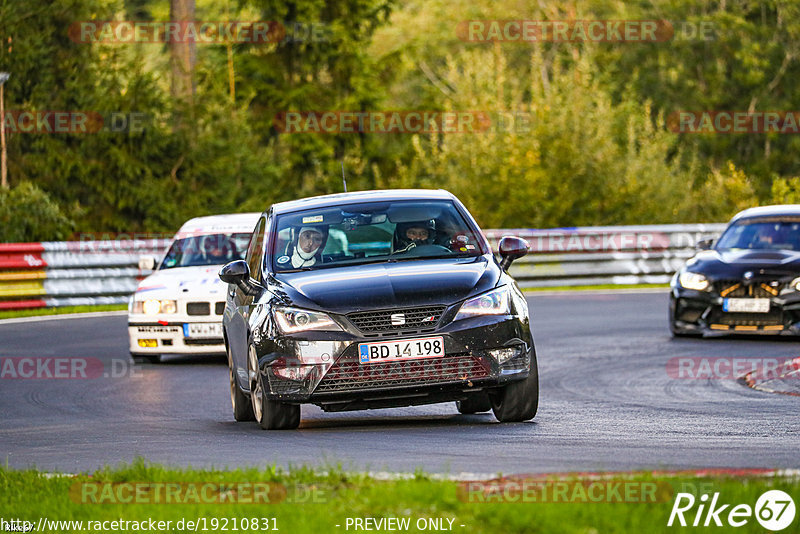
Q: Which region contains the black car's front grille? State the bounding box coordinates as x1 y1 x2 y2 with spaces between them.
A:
186 302 210 316
715 280 783 298
347 306 446 334
314 352 490 393
709 310 784 327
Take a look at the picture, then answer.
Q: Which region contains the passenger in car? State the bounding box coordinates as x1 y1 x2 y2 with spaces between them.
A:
288 226 328 268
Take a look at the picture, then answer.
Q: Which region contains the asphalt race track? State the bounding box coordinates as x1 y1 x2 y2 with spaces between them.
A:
1 291 798 475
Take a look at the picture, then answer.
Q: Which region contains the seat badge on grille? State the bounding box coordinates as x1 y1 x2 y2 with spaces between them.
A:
390 313 406 326
743 271 753 280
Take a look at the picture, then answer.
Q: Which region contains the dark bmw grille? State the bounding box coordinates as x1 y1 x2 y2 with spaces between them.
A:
715 280 782 298
314 352 490 393
186 302 210 316
710 310 783 327
347 306 446 334
215 302 225 315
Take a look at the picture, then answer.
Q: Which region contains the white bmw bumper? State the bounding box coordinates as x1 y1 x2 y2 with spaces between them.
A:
128 299 227 356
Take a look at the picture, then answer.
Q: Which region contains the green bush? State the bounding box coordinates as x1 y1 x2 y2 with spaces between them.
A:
0 182 74 242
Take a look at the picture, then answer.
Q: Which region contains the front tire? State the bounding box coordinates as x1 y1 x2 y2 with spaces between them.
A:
669 295 702 338
456 393 492 414
248 345 300 430
490 349 539 423
132 353 160 364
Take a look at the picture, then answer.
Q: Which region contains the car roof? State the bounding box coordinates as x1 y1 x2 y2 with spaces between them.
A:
731 205 800 222
269 189 457 215
175 212 261 237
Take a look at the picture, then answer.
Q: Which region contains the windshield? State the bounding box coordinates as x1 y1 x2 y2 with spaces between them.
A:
159 233 252 269
272 200 486 271
715 218 800 251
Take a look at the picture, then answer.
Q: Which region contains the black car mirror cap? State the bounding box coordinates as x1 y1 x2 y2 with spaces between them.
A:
696 238 714 250
498 236 530 271
219 260 262 296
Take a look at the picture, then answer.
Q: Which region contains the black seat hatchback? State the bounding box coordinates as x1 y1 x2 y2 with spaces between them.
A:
220 189 538 429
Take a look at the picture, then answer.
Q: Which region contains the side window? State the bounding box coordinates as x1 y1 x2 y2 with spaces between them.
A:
246 218 266 283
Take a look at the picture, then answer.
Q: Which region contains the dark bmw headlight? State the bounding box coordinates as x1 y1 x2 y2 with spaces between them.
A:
274 306 342 334
678 271 710 291
791 277 800 292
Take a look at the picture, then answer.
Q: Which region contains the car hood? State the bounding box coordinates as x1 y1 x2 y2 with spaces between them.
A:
271 255 500 313
686 249 800 279
134 265 229 300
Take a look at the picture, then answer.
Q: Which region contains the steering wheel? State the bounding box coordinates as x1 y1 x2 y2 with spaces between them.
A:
391 244 452 256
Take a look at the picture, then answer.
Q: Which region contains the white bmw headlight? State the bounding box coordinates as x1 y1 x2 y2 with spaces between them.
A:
274 306 342 334
454 286 512 321
133 299 178 315
678 271 710 291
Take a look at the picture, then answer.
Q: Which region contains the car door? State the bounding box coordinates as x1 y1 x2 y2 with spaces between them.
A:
227 216 267 384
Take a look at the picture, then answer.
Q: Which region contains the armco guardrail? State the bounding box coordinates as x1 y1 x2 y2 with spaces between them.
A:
483 224 727 288
0 239 170 310
0 224 727 310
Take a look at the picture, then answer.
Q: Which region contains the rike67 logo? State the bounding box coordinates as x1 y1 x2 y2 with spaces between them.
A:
668 490 796 531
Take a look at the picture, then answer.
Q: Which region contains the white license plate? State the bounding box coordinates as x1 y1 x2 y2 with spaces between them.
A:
723 298 770 313
358 336 445 364
185 323 223 338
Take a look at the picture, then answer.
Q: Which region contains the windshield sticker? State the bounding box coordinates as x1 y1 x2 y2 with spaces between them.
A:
302 215 324 224
277 255 290 264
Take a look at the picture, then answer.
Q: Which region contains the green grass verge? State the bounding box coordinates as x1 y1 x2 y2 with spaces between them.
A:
523 283 669 292
1 461 796 533
0 304 127 320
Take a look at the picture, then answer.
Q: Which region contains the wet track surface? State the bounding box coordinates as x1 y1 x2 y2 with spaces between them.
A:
1 291 798 474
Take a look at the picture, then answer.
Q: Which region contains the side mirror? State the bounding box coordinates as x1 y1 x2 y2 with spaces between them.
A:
138 255 157 271
696 238 714 251
498 236 530 271
219 260 261 296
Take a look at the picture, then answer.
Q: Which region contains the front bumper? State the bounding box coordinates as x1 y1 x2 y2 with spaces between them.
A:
671 287 800 335
128 319 225 355
254 315 533 410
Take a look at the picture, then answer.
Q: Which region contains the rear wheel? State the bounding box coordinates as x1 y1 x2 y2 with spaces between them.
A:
490 349 539 423
248 345 300 430
228 347 254 422
455 393 492 414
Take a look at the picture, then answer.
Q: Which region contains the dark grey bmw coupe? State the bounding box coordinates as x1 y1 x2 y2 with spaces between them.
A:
670 205 800 337
219 189 538 429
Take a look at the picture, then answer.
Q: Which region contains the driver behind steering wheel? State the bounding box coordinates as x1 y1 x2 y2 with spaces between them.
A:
393 220 436 253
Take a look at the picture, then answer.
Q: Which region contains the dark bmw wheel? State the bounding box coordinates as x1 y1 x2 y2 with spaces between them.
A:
669 295 702 338
248 345 300 430
455 392 492 414
490 349 539 422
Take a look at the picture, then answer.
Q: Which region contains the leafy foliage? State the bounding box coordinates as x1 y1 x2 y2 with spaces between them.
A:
0 0 796 240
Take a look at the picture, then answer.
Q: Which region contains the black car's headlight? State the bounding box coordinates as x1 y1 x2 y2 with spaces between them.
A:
791 277 800 292
454 286 512 321
274 306 342 334
678 271 710 291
